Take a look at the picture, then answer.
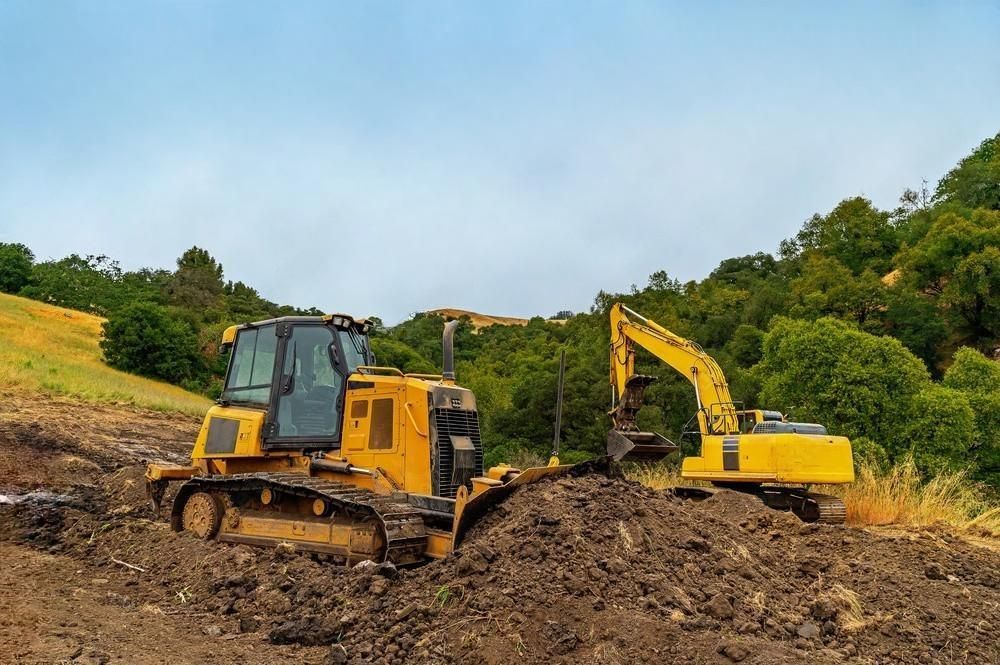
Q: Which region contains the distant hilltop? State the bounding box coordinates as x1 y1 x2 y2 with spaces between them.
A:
424 307 570 330
425 308 531 329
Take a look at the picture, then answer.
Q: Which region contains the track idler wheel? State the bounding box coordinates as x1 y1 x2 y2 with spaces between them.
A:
181 492 222 539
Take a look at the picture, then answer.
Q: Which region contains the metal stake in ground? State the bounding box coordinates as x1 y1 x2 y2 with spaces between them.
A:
551 348 566 461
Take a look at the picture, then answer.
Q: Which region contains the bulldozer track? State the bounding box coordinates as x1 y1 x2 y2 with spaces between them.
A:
172 472 428 564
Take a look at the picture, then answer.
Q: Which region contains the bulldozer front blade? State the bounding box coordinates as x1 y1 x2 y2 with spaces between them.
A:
451 458 615 549
607 429 679 463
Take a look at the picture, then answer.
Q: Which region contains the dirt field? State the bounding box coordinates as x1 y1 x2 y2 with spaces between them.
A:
2 393 999 664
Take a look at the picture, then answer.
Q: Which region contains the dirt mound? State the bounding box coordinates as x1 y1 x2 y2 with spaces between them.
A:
319 475 999 664
7 465 998 664
2 394 999 664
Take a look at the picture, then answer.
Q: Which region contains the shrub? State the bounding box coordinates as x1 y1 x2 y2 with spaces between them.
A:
100 303 207 384
899 385 975 475
0 242 34 293
944 348 1000 484
756 317 929 446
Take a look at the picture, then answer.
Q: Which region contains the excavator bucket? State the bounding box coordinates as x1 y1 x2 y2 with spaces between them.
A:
607 373 679 462
607 428 679 462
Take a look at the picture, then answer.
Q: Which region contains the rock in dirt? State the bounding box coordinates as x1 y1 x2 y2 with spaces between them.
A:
455 548 490 575
717 641 750 662
924 562 947 580
796 622 821 640
324 644 348 665
704 594 734 620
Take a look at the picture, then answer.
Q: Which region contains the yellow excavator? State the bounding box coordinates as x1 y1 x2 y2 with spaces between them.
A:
146 315 575 565
607 303 854 523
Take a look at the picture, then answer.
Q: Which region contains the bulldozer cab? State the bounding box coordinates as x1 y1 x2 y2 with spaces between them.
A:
219 316 374 450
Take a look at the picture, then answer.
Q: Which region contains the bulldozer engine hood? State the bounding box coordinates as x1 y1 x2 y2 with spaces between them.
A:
427 384 477 412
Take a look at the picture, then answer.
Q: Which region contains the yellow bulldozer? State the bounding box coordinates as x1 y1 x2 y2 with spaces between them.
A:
606 303 854 523
146 315 575 566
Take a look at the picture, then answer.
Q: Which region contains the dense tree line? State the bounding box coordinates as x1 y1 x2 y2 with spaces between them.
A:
1 133 997 484
376 134 1000 485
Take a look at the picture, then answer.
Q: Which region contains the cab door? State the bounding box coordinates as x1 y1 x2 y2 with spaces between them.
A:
265 323 346 449
341 388 406 487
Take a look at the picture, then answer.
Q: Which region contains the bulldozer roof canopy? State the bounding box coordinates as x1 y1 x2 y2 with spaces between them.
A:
220 313 371 348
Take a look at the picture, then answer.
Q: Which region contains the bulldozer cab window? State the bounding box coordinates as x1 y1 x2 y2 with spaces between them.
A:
275 325 344 439
338 329 371 373
222 324 277 404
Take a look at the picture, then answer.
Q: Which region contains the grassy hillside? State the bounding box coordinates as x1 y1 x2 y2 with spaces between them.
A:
0 293 211 415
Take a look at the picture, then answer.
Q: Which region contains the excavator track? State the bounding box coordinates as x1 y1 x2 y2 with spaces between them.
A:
171 472 428 565
672 485 847 525
756 487 846 525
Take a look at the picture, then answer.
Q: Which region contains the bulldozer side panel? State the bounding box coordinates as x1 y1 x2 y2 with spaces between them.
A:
340 378 435 497
340 379 409 490
192 405 270 460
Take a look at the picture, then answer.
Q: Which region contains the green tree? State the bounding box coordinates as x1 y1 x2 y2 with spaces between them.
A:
897 209 1000 294
0 242 34 293
935 132 1000 210
942 246 1000 341
944 348 1000 484
165 246 225 316
370 338 437 374
224 280 278 321
726 324 765 367
21 254 127 314
787 197 898 274
882 287 947 371
899 385 975 474
789 255 886 326
100 302 207 384
756 317 929 450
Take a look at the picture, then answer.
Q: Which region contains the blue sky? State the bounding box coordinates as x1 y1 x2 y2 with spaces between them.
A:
1 2 998 323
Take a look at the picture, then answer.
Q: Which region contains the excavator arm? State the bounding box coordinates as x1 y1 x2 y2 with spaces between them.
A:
610 303 740 438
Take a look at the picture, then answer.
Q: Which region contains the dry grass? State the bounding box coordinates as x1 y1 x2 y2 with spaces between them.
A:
627 464 684 490
819 458 1000 537
626 464 709 490
629 458 1000 537
818 584 877 632
0 292 210 415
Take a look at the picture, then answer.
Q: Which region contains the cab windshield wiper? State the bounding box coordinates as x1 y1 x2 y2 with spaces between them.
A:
346 328 367 358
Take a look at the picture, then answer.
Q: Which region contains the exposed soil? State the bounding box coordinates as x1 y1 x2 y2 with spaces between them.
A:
2 392 999 664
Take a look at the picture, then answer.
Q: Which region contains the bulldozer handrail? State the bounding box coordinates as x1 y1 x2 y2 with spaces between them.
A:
355 365 405 376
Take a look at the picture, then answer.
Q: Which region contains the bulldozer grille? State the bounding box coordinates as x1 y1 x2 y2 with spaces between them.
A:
432 408 485 498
